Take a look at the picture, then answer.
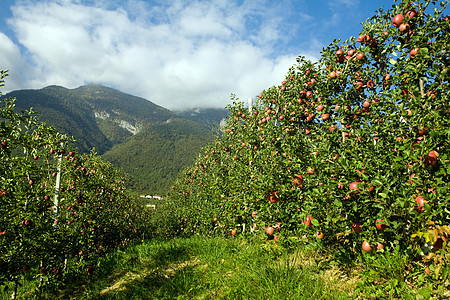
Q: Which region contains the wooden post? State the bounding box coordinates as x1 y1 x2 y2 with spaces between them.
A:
419 79 425 98
11 277 18 300
53 143 64 216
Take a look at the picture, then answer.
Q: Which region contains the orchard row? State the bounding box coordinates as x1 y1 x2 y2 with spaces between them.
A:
164 0 449 284
0 71 153 296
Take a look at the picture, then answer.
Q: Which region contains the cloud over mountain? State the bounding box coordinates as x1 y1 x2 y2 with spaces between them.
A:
3 0 318 109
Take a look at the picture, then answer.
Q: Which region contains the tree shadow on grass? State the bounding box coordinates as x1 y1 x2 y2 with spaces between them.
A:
95 264 202 300
79 240 205 299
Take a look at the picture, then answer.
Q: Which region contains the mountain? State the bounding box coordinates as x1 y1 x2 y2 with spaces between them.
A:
174 107 229 130
102 117 214 194
5 84 174 153
1 84 220 194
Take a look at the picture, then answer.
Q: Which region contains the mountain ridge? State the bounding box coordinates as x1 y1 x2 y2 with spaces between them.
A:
1 84 227 194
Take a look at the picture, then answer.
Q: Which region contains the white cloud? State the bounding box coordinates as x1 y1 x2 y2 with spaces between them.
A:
0 32 26 91
4 0 316 110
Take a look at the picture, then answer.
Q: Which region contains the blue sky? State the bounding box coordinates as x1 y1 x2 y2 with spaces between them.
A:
0 0 406 109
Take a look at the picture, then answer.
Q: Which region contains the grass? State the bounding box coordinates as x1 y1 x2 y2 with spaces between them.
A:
6 236 445 299
78 237 353 299
2 236 356 299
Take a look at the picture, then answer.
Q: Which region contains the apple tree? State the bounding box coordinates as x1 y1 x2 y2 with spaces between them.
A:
165 0 449 292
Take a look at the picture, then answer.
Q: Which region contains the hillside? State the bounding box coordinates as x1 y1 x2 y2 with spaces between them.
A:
102 117 215 194
1 84 219 194
4 84 174 154
5 86 112 153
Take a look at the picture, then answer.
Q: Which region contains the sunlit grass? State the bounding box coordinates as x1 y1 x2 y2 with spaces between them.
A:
6 236 436 299
59 237 352 299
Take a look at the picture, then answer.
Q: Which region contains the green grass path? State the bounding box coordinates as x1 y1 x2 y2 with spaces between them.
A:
64 237 351 299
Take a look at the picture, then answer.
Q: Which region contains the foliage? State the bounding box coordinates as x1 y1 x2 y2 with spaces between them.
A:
0 71 153 299
165 0 450 297
101 117 214 194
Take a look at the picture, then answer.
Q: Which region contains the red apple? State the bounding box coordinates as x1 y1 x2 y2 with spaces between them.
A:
349 182 360 192
1 141 7 149
399 23 410 32
393 14 404 27
303 216 313 227
352 222 362 233
375 219 387 231
231 229 237 236
406 8 418 19
266 226 275 236
268 191 279 203
415 196 425 207
357 35 366 43
423 151 438 166
355 81 364 90
426 90 437 99
409 48 419 58
414 195 427 213
418 126 428 136
362 241 372 252
293 174 304 186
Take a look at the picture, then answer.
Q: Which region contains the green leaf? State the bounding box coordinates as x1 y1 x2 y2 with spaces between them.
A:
389 58 397 65
333 199 343 208
373 180 383 186
311 218 319 227
417 287 433 298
